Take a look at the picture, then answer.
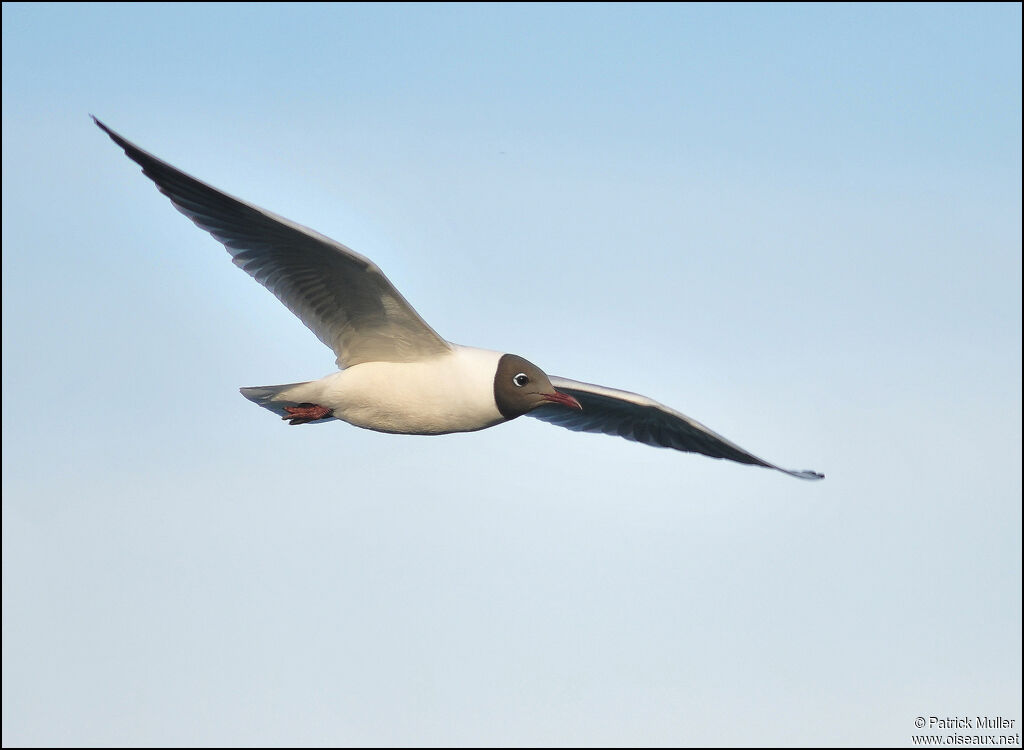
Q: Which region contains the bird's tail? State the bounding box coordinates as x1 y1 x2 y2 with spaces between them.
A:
239 382 338 424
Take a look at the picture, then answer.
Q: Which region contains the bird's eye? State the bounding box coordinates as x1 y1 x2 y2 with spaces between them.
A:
513 373 530 387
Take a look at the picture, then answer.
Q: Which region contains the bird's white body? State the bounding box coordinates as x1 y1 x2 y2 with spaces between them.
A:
276 346 505 435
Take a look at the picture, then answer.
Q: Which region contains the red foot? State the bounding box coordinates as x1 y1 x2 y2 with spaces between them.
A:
282 403 333 425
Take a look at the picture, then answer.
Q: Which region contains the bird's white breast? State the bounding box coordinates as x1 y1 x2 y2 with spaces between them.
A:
294 346 505 435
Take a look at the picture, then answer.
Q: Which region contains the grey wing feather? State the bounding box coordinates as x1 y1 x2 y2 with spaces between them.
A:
530 376 824 481
93 117 451 368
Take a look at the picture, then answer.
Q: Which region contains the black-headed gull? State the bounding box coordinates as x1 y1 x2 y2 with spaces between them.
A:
95 118 823 481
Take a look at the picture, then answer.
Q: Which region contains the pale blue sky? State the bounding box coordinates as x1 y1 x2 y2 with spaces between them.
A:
3 3 1021 746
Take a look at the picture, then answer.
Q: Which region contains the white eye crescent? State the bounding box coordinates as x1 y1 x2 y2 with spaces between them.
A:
513 373 530 387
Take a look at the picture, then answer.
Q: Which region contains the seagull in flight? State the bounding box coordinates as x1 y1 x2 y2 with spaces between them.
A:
94 117 823 481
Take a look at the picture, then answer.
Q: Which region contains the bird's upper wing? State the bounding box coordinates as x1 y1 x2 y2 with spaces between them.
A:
94 117 452 368
529 376 824 480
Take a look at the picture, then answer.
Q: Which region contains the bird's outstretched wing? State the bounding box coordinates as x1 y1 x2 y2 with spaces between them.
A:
94 117 452 368
529 376 824 480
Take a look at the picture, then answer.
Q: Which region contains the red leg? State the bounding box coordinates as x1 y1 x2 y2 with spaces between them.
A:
282 403 333 425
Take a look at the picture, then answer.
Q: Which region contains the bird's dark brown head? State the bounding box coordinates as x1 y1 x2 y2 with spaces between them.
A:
492 353 582 419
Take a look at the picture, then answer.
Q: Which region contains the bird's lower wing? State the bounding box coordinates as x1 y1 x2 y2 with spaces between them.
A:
529 376 824 480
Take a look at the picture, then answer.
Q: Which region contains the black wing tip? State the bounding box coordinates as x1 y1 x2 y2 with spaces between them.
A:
91 115 130 149
791 469 825 481
91 114 110 135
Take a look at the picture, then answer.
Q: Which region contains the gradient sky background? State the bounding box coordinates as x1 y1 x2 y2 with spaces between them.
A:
3 3 1021 746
